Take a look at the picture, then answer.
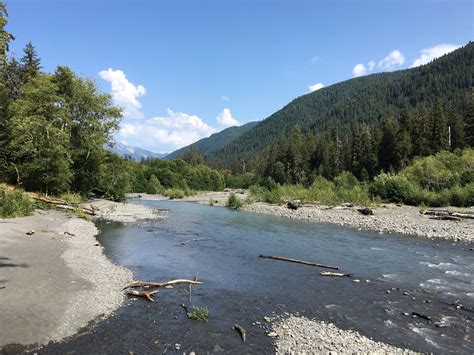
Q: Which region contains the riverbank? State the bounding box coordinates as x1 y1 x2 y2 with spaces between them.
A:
245 202 474 243
133 192 473 243
0 199 160 350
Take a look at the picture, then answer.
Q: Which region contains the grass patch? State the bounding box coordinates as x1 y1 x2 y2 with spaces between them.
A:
186 305 209 323
227 193 243 209
0 186 34 218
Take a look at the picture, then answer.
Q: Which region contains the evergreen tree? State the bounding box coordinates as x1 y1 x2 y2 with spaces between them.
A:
466 89 474 147
378 116 399 172
20 41 41 82
431 98 449 152
447 104 464 149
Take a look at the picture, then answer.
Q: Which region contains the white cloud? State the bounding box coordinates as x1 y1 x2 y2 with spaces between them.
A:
410 44 460 68
378 50 405 69
367 60 375 71
216 108 240 127
99 68 146 119
311 56 320 63
117 109 217 152
352 63 367 77
308 82 324 92
221 95 230 101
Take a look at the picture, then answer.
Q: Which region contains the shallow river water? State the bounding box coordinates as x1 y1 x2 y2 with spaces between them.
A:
40 200 473 354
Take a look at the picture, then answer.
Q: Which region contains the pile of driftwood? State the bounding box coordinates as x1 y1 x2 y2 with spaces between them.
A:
30 194 97 216
421 209 474 221
123 278 202 302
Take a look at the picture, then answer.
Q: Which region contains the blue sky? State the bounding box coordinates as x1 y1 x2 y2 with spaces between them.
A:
6 0 473 153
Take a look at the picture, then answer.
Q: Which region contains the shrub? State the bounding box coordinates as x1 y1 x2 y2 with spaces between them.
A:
0 187 34 218
164 188 185 199
370 173 415 203
186 305 209 323
334 171 359 190
227 193 243 209
60 192 83 207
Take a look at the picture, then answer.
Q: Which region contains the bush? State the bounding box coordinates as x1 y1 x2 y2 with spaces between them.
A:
0 187 34 218
370 173 415 203
227 193 243 209
163 188 185 199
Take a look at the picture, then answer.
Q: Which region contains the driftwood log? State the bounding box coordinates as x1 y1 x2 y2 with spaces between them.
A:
126 289 159 302
124 278 203 303
31 195 96 216
320 271 352 277
259 255 339 270
124 279 202 289
233 324 247 342
429 215 462 221
422 209 473 220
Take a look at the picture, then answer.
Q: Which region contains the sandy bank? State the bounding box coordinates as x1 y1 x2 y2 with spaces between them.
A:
270 314 414 353
0 206 139 349
245 202 474 243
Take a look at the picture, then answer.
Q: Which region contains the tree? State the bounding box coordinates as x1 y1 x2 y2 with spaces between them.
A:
378 116 399 172
466 89 474 147
431 98 449 152
20 41 41 82
446 104 464 149
8 74 72 193
0 2 14 65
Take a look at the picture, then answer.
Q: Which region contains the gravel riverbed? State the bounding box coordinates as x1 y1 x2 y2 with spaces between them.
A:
245 202 474 243
270 314 415 354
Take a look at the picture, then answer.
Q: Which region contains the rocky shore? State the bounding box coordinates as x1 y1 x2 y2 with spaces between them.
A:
245 202 474 243
270 314 415 354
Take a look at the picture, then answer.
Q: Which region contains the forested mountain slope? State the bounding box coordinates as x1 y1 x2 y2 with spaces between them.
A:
208 42 473 168
165 121 258 160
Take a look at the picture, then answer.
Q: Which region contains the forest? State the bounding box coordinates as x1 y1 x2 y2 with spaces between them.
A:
0 1 472 212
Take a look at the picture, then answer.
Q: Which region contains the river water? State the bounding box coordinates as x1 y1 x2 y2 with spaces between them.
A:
40 200 473 354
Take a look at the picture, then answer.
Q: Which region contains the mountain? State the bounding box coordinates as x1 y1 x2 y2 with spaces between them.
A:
165 121 259 160
106 142 167 161
207 42 473 169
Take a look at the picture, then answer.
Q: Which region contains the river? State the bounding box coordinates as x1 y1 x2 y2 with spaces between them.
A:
40 200 473 354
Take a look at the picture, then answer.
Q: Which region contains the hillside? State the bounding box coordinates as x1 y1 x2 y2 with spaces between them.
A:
165 121 258 160
207 42 473 168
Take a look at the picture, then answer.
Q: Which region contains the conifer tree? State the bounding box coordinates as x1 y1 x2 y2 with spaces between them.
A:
465 89 474 147
20 41 41 82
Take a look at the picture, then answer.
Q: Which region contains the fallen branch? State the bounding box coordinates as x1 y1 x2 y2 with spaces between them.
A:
259 255 339 270
320 271 352 277
31 195 95 215
422 209 473 220
124 279 203 289
429 215 462 221
126 289 159 302
233 324 246 342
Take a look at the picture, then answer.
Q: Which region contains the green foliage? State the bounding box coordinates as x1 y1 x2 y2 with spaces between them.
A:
369 149 474 207
163 188 186 199
208 43 473 170
227 193 243 209
0 186 33 218
369 173 415 203
186 305 209 323
250 174 374 206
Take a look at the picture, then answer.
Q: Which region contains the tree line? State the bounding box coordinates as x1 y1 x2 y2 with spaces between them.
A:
0 2 224 200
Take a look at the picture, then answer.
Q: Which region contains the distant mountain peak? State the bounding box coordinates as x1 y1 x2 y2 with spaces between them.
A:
105 142 167 161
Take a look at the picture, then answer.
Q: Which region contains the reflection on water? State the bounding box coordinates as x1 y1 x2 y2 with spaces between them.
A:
95 200 473 354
